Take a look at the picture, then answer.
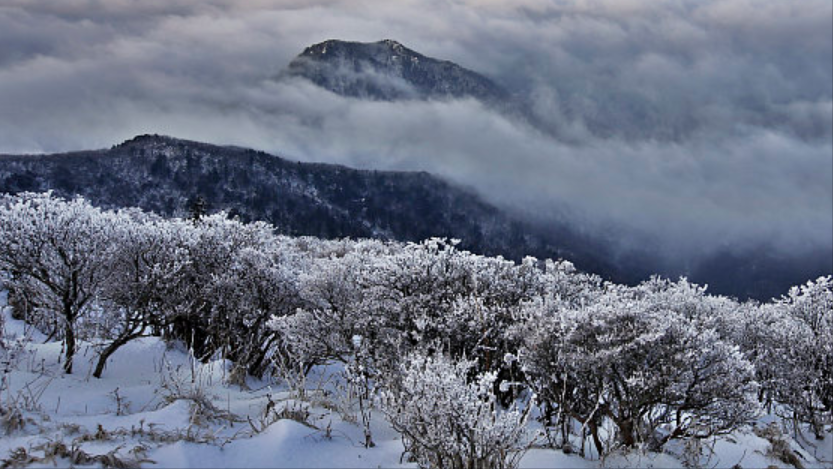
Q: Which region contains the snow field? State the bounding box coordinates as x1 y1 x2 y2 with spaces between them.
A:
3 306 831 468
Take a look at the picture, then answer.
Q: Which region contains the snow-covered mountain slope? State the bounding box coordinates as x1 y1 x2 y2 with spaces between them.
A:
284 39 511 104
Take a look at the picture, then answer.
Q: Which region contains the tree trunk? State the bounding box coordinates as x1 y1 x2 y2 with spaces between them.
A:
93 335 135 378
64 319 75 374
588 419 604 458
616 418 636 447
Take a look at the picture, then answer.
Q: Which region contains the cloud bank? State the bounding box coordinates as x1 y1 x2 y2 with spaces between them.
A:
1 0 831 269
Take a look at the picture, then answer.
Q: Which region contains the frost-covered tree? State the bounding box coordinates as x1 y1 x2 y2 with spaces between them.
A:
273 238 549 403
359 240 548 385
0 193 120 374
117 213 307 379
517 279 757 455
382 352 530 469
205 241 305 380
731 277 833 438
269 238 397 447
269 243 373 369
156 214 277 360
271 238 545 446
778 276 833 437
91 211 186 378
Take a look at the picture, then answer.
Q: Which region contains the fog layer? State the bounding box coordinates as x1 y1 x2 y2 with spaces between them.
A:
1 0 830 267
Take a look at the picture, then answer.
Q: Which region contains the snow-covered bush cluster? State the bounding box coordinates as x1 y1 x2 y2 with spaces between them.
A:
725 277 833 440
0 193 305 380
514 279 758 456
382 352 530 469
1 192 831 464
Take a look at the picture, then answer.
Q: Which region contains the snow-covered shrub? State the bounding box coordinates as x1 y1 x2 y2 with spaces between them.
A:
517 279 757 456
538 258 606 310
150 214 278 364
1 303 28 435
359 240 546 387
271 239 545 448
382 352 530 469
732 277 833 438
753 422 806 468
402 254 546 383
272 238 549 410
270 242 389 446
777 276 833 438
157 353 237 426
0 192 121 374
204 243 305 380
353 238 483 373
91 212 192 378
269 244 372 370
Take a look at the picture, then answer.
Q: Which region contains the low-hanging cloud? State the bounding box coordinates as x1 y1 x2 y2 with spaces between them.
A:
0 0 831 270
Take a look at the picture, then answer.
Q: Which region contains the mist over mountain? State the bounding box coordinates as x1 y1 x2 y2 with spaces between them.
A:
0 0 830 299
0 5 831 465
2 135 829 300
275 38 833 299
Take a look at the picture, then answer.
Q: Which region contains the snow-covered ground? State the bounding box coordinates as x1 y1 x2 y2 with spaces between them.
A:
1 296 831 468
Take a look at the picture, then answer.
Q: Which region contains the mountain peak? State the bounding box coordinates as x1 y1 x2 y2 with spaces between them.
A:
115 134 216 150
301 39 410 57
378 39 407 53
286 39 508 102
111 135 241 159
113 134 178 149
379 38 402 47
122 133 169 142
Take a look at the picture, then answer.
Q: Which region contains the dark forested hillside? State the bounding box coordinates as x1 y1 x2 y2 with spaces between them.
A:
1 134 828 300
0 134 614 276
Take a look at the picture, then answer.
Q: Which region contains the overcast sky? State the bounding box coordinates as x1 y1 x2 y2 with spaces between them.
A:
1 0 831 265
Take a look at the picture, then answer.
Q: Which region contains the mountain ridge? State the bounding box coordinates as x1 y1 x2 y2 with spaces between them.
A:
0 134 619 278
2 135 829 300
